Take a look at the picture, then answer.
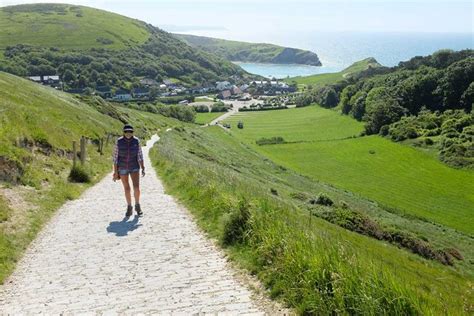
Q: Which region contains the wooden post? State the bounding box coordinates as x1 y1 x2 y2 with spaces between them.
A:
80 136 86 165
105 133 111 146
99 137 104 155
72 141 77 168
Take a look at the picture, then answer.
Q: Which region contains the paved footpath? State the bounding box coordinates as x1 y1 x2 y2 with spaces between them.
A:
0 135 266 315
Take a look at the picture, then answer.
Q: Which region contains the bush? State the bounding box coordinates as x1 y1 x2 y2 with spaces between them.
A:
68 165 90 183
222 198 251 246
310 193 333 206
256 136 285 146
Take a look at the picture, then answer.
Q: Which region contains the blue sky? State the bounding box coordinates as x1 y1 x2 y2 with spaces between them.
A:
1 0 473 40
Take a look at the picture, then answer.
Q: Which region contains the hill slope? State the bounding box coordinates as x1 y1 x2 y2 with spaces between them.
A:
0 4 149 50
150 124 472 314
174 33 322 66
0 4 250 88
287 57 383 86
0 71 178 282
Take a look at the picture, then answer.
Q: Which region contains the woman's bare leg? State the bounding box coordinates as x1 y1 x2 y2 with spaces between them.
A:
130 172 140 204
120 174 132 205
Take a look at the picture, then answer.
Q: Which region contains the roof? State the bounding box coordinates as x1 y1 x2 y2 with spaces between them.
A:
115 89 131 95
28 76 42 81
96 86 111 92
132 88 150 94
45 75 60 80
220 90 232 98
139 78 157 85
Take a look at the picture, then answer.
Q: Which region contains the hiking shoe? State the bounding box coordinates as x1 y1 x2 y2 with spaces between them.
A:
135 203 143 217
125 205 133 217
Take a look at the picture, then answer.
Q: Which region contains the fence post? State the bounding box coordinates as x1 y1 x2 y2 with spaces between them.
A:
80 136 86 165
72 141 77 168
105 133 111 146
99 137 104 155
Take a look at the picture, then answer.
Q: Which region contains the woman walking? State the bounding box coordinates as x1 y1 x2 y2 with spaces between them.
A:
112 124 145 217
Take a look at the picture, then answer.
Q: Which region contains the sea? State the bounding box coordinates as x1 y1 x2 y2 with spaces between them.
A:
189 31 474 78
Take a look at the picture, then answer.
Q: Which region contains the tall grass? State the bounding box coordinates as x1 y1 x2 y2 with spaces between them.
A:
150 127 472 314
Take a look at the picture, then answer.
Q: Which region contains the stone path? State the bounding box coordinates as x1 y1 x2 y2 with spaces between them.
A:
0 135 266 314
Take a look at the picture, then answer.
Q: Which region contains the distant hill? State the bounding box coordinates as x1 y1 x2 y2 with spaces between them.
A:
174 33 322 66
287 57 383 86
0 4 251 89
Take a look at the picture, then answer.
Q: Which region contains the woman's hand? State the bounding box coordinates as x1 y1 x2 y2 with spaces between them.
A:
113 172 120 182
141 168 146 177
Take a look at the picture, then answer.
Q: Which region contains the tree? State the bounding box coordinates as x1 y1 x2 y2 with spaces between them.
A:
62 69 75 83
436 57 474 109
364 98 406 134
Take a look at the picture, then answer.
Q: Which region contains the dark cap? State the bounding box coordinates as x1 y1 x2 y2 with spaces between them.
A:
123 124 134 132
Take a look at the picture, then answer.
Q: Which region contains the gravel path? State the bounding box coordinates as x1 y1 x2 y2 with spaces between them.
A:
0 135 266 314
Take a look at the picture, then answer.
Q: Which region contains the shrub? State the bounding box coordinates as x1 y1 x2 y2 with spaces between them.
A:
221 198 251 246
311 193 333 206
256 137 285 146
68 165 90 183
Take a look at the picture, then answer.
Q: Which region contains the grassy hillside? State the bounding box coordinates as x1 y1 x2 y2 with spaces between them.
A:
287 57 382 86
0 4 149 50
0 4 249 88
224 106 474 235
0 71 178 283
150 125 472 314
175 33 322 66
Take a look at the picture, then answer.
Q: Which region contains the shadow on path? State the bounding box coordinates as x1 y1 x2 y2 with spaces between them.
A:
107 215 142 237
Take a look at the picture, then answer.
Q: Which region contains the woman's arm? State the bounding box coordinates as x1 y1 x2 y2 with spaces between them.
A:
137 142 145 176
112 141 120 180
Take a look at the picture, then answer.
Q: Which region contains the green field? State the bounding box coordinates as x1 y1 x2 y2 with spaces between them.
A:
287 57 382 86
0 4 150 50
195 112 224 125
224 106 474 234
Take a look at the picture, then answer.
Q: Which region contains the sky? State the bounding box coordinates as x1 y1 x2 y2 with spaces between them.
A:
1 0 473 42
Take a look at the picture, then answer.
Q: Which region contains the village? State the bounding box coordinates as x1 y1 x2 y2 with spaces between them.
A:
26 75 297 104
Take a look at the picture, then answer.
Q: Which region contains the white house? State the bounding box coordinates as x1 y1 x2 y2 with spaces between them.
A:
113 89 132 101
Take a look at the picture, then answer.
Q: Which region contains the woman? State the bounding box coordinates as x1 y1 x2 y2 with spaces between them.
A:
112 124 146 217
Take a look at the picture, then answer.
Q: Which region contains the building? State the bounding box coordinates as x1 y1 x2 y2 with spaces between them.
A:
231 85 242 95
95 86 112 99
239 84 249 92
216 81 232 91
113 89 132 101
27 75 61 87
218 90 232 100
132 87 150 99
139 78 158 86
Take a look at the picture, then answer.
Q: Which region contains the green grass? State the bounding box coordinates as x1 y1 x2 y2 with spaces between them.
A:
0 71 177 283
287 57 382 86
195 112 224 125
224 106 474 235
0 4 150 50
150 125 473 314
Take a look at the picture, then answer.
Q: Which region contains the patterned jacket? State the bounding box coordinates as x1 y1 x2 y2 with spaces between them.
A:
112 136 143 170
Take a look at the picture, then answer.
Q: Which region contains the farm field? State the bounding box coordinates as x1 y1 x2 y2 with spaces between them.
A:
224 106 474 235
